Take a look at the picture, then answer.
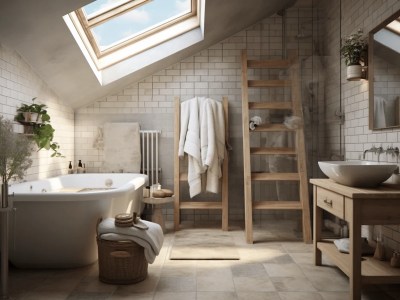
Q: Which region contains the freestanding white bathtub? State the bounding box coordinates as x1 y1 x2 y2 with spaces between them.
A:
7 173 148 269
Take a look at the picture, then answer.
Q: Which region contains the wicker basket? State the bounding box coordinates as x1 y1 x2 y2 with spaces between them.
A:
97 237 148 284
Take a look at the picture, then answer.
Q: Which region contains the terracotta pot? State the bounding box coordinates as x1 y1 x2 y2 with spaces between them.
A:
346 64 362 81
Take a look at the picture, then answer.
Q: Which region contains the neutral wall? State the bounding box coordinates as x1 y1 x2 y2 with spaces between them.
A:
325 0 400 254
0 43 74 181
75 4 322 225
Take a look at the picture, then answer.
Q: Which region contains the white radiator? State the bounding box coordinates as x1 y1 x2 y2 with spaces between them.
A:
140 130 161 186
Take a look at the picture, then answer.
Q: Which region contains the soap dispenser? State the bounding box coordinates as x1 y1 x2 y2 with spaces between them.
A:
68 161 73 174
77 160 83 173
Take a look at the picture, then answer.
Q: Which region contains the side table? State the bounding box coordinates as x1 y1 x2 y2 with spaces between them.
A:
142 196 174 232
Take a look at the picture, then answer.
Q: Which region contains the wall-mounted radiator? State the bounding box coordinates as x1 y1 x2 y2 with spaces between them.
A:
139 130 161 186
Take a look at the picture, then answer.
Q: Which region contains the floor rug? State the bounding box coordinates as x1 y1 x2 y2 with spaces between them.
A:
169 228 240 260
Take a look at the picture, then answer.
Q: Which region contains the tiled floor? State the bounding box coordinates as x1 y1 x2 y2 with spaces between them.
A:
5 221 400 300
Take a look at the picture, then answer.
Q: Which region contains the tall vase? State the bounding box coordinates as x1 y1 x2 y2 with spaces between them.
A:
1 183 9 299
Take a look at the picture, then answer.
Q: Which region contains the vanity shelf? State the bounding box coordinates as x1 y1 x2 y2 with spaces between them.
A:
317 241 400 284
311 178 400 300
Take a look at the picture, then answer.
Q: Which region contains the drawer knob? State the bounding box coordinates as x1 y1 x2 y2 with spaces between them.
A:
323 198 333 207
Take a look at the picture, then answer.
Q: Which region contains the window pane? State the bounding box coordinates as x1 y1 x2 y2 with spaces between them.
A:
83 0 132 19
91 0 192 51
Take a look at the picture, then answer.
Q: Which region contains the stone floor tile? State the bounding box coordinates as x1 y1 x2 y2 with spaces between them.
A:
156 276 196 292
279 291 323 300
197 291 238 300
236 291 281 300
153 291 196 300
264 262 305 277
271 277 317 292
233 275 276 292
196 272 235 292
231 263 267 277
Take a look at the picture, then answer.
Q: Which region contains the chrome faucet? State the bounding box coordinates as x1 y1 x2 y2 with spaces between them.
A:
376 146 384 162
386 146 400 157
363 146 380 160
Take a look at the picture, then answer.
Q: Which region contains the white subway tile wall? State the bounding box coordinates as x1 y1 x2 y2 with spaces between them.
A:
75 6 321 225
327 0 400 254
0 44 73 181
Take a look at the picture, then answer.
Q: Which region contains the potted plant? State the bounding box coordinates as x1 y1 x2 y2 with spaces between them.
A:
16 97 50 123
15 98 63 157
340 29 368 80
0 116 33 298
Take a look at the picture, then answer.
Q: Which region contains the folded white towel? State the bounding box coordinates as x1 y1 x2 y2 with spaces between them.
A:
333 237 374 255
98 218 164 263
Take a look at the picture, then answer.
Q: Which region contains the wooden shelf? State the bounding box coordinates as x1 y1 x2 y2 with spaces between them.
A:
250 147 296 155
252 124 294 132
179 201 222 210
318 241 400 284
251 172 300 181
253 201 302 210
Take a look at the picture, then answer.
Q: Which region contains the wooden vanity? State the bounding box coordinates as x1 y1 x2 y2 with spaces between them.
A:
311 179 400 300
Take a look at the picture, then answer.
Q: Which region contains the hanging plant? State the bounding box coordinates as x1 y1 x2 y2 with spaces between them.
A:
15 98 63 157
340 29 368 66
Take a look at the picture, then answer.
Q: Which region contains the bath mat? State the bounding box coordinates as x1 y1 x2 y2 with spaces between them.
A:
169 229 240 260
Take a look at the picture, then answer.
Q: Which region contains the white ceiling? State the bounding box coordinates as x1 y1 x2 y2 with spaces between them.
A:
0 0 296 109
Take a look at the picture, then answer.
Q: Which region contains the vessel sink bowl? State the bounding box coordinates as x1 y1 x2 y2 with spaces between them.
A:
318 161 398 188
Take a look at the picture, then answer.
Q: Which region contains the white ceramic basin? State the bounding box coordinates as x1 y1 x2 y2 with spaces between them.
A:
318 161 398 188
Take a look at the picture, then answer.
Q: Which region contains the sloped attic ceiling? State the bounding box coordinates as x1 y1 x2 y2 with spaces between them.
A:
0 0 295 109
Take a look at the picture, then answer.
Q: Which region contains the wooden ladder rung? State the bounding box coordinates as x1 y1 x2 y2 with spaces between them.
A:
249 102 292 110
251 172 300 181
250 147 296 155
253 201 302 210
252 124 294 132
179 201 222 209
248 59 291 69
248 80 291 88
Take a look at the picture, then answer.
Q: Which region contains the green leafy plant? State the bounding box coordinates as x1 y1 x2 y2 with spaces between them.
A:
16 97 50 123
340 29 368 66
15 98 63 157
0 116 33 183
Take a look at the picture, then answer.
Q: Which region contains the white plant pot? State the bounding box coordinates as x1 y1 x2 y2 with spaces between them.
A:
23 112 40 123
346 64 362 81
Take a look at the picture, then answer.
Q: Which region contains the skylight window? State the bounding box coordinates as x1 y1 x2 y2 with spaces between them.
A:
75 0 196 57
64 0 204 85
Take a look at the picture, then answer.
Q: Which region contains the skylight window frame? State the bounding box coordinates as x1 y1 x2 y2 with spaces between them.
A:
75 0 197 58
386 18 400 35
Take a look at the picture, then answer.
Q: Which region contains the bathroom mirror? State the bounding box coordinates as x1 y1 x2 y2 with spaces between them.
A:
369 9 400 130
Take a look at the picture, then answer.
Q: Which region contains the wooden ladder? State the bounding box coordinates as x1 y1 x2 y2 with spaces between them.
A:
241 49 311 244
173 96 229 231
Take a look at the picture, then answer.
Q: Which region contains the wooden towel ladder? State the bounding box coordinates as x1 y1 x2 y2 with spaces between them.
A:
173 96 229 231
241 50 312 244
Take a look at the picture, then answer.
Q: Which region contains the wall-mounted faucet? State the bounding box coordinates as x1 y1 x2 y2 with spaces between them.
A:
363 145 400 162
363 145 382 160
386 146 400 163
386 146 400 157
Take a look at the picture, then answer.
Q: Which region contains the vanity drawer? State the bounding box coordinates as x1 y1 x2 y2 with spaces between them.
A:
316 187 344 218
